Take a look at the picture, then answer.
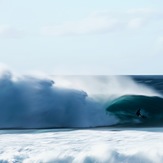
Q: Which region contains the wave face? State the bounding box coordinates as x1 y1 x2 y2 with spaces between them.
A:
106 95 163 127
0 67 163 128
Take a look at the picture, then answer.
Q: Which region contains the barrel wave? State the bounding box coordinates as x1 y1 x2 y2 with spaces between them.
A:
0 67 163 128
106 95 163 127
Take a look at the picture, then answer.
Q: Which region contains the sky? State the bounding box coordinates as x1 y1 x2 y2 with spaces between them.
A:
0 0 163 75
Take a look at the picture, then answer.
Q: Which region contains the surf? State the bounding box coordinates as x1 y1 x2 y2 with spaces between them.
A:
0 67 162 129
106 95 163 127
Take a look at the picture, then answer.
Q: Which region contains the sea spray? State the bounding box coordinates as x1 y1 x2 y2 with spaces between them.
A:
0 69 117 128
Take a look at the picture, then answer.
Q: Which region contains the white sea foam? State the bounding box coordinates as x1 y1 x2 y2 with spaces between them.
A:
0 128 163 163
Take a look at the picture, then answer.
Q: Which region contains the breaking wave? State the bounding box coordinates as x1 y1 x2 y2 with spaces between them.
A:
0 66 163 128
0 69 116 128
106 95 163 127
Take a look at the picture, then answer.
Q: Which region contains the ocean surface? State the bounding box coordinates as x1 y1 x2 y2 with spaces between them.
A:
0 70 163 162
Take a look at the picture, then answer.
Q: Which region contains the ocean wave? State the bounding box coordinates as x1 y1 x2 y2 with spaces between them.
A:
0 68 162 128
0 70 117 128
106 95 163 126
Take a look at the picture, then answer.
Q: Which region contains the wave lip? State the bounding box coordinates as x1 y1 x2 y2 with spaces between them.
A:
106 94 163 127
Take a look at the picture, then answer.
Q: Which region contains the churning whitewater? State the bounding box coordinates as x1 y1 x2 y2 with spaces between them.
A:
0 68 163 128
0 128 163 163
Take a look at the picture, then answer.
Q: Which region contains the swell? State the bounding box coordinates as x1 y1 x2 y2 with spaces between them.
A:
106 95 163 127
0 69 163 128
